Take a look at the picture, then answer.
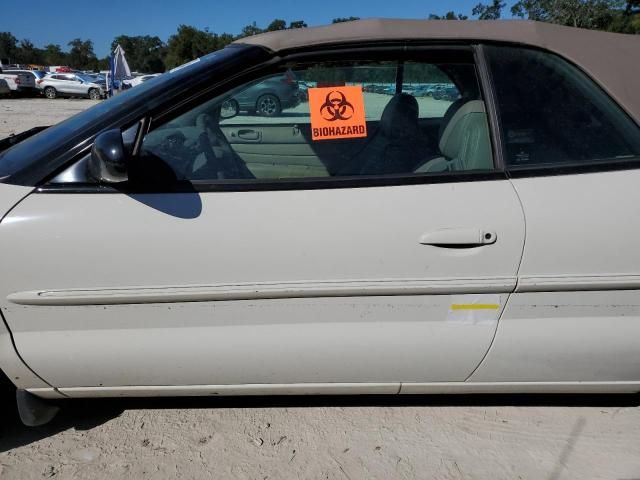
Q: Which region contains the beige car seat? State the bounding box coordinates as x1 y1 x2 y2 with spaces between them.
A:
416 100 493 173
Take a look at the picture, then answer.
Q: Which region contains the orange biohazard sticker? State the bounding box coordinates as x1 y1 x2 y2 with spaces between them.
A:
308 85 367 141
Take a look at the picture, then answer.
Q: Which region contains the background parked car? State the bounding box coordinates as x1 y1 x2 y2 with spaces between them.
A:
0 69 37 96
402 84 417 94
297 81 313 101
412 84 439 97
0 79 9 96
124 74 162 88
232 70 300 116
38 73 105 99
2 69 45 96
83 74 107 91
433 85 460 101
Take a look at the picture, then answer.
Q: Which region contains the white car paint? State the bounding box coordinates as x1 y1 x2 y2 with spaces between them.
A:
3 171 639 397
0 183 57 392
0 72 36 92
466 169 640 384
0 181 524 392
1 23 639 400
0 182 32 213
470 290 640 383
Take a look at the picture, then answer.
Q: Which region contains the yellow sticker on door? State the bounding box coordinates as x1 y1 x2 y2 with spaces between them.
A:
308 85 368 141
447 294 502 325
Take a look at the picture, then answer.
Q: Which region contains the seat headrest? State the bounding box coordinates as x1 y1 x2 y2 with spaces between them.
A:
438 100 487 159
379 93 419 139
438 98 466 140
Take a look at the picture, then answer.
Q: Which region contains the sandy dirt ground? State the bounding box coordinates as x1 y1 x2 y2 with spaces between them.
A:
0 98 101 139
1 98 640 480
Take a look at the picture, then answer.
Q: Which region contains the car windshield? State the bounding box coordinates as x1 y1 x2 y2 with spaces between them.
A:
0 46 251 183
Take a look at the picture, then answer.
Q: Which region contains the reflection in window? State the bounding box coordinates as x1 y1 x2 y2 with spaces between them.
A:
139 58 494 183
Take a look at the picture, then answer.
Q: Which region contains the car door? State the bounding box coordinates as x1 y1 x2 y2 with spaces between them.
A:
49 74 72 94
0 47 526 396
468 46 640 389
66 74 86 95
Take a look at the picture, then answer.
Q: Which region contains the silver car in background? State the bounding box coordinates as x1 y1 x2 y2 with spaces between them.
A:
38 73 105 99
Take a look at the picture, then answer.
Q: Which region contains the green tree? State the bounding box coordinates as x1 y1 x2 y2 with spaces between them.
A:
239 22 263 37
216 33 235 48
332 17 361 23
110 35 166 73
42 44 67 66
619 0 640 31
97 56 110 71
626 0 640 13
0 32 18 63
288 20 308 29
511 0 621 29
428 11 469 20
606 1 640 31
266 19 287 31
472 0 506 19
17 39 44 64
165 25 219 69
67 38 98 70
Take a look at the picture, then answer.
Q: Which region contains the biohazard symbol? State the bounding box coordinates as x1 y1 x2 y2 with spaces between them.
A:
308 85 367 140
319 91 354 121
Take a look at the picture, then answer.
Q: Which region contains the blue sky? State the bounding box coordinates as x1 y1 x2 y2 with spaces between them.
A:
2 0 515 58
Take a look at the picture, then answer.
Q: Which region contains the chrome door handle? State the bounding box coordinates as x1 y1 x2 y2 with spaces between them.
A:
420 228 497 248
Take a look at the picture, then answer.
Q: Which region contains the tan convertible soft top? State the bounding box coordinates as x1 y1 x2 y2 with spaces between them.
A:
235 19 640 124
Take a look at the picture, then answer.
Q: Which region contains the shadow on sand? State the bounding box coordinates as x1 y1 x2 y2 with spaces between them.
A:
1 373 638 454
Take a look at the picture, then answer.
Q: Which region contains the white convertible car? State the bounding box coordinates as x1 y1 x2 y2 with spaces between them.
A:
1 20 639 425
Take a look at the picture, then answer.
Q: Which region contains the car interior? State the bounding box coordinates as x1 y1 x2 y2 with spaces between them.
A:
134 58 495 184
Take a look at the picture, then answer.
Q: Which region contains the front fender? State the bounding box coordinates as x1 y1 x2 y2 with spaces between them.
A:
0 183 50 390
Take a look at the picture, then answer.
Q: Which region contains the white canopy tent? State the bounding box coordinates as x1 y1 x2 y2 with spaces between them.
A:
107 44 131 96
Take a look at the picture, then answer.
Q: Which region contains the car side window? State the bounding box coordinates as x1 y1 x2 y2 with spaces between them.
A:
136 55 494 184
485 46 640 169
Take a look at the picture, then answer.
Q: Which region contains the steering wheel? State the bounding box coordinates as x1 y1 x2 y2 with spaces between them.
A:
191 113 255 180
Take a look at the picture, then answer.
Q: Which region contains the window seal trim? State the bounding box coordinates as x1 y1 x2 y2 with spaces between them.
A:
507 158 640 178
473 43 505 172
38 171 507 194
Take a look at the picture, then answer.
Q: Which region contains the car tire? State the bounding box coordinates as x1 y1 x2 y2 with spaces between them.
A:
44 87 57 99
88 88 101 100
256 94 281 117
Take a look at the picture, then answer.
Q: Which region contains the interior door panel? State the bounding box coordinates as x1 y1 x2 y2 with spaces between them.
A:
221 119 441 179
222 124 328 178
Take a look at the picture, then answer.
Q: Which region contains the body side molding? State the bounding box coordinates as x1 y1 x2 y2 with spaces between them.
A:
8 277 516 306
517 274 640 292
37 381 640 398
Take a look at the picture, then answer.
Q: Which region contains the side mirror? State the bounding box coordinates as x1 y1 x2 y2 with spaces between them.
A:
88 129 128 183
220 98 239 119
